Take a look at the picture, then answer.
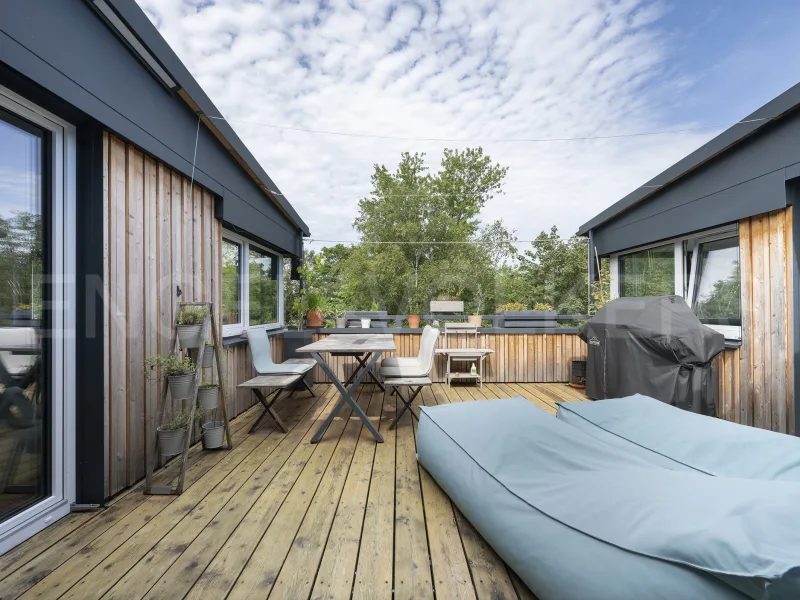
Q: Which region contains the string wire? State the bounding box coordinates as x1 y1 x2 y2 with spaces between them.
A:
206 114 772 144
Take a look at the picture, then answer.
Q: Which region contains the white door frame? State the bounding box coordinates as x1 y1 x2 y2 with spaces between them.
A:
0 85 76 553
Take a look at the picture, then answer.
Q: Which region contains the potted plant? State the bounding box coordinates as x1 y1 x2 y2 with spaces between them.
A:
468 286 485 327
197 382 219 410
201 343 215 368
304 288 325 328
145 354 196 400
176 305 207 349
335 313 347 329
407 297 422 329
200 409 225 449
158 407 191 458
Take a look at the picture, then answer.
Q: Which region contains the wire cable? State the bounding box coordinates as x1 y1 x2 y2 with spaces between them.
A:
206 114 772 144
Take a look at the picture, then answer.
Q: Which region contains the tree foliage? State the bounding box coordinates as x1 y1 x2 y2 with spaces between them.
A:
288 148 604 325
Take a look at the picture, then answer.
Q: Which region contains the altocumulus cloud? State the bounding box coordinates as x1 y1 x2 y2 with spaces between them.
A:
137 0 721 242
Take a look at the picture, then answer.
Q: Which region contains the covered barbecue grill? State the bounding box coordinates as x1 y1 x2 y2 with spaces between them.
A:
579 296 725 415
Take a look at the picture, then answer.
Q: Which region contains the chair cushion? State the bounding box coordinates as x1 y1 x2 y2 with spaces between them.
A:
379 358 426 378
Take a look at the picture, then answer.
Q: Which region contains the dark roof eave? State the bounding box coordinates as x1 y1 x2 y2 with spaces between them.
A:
104 0 310 236
577 81 800 236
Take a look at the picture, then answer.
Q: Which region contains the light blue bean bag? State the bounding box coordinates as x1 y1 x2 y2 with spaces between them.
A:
556 395 800 480
416 397 800 600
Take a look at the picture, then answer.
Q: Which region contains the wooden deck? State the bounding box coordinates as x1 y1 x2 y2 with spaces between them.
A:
0 383 587 600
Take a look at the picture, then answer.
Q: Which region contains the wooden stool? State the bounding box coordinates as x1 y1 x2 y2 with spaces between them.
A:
384 377 432 429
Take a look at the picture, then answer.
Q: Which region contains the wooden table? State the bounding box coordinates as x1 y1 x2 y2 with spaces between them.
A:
237 374 302 434
298 333 396 443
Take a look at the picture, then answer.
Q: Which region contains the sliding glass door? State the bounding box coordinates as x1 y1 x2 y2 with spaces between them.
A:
0 108 48 525
0 87 74 553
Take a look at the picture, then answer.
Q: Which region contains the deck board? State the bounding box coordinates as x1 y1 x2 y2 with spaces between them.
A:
0 384 584 600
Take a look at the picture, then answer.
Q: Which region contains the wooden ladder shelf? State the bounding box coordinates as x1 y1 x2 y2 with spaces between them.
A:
144 302 233 495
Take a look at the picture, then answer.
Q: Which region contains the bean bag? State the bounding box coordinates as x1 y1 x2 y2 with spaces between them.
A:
556 395 800 480
416 397 800 600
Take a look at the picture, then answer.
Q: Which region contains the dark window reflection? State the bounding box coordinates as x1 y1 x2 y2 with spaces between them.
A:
0 110 47 523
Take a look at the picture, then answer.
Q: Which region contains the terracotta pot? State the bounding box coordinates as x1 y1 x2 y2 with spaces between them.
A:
407 314 421 328
305 309 324 328
467 315 483 327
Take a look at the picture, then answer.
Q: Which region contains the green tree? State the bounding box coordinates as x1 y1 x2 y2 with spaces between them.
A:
516 227 590 314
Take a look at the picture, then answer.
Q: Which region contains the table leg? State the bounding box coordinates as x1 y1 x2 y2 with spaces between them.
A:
389 386 423 429
250 388 288 434
310 351 384 444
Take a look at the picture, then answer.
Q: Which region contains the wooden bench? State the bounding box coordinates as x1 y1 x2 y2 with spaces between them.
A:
238 374 303 434
384 377 432 429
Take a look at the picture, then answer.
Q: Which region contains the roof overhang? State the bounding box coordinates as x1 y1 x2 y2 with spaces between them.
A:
89 0 310 236
577 82 800 237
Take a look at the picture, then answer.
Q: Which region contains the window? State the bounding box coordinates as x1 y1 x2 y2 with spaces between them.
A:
618 244 675 297
221 239 241 326
248 246 277 326
221 232 283 336
692 237 740 325
610 226 740 339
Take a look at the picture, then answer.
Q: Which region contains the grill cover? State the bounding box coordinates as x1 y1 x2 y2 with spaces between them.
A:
578 296 724 415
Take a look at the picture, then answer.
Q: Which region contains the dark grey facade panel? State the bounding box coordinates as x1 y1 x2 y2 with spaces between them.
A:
0 0 305 256
578 82 800 235
106 0 308 234
593 169 785 256
221 187 302 257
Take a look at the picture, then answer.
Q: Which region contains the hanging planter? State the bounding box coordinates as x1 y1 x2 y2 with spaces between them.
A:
145 355 196 401
158 408 191 458
176 305 208 349
169 373 196 400
197 383 219 410
201 420 226 449
202 344 215 368
158 426 188 457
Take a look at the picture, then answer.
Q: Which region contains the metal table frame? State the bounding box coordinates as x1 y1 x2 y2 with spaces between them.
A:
299 334 395 444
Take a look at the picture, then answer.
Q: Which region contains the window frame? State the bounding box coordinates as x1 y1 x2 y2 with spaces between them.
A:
609 224 740 340
221 230 283 337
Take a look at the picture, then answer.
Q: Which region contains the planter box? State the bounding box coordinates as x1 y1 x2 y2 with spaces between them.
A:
344 311 388 328
500 310 558 329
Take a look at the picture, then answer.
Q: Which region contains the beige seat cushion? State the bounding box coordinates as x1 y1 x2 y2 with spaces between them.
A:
379 357 426 378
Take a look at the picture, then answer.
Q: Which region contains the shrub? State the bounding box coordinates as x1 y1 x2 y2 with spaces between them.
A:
496 302 527 312
162 408 192 430
144 355 195 379
177 305 208 325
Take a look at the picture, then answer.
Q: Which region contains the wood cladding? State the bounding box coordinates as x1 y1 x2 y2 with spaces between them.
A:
715 207 794 434
103 133 235 497
304 332 587 384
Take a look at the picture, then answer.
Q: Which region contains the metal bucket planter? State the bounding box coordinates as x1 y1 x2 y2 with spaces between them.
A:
158 426 188 458
202 421 225 449
202 345 215 368
360 318 371 329
177 324 203 349
335 317 347 329
168 374 196 400
197 385 219 410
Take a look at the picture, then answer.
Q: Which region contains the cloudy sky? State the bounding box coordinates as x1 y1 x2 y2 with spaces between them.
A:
135 0 800 246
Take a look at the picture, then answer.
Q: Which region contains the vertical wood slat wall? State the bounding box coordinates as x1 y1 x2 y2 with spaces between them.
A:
302 332 587 384
716 207 794 434
103 132 229 497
